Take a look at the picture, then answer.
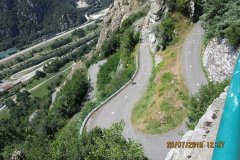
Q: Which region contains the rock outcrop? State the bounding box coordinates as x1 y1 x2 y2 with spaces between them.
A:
142 0 167 53
203 38 239 82
10 150 26 160
165 88 228 160
96 0 147 50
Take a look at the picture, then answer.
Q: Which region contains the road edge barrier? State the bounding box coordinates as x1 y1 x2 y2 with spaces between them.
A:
79 47 140 134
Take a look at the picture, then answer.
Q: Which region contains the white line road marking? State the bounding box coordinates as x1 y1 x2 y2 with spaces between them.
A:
112 112 115 115
193 40 195 44
189 65 192 68
189 51 191 54
124 96 128 99
197 83 200 87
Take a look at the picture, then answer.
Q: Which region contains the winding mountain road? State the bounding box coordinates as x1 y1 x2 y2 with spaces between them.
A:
85 22 207 160
182 21 207 95
86 34 186 160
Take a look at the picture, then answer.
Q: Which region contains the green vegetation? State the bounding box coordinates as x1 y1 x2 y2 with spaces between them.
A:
25 62 73 90
0 0 112 52
51 38 72 49
50 122 147 160
132 13 191 134
51 69 88 118
158 15 176 50
202 0 240 46
0 108 10 120
0 47 17 60
0 33 99 79
97 28 139 100
121 11 147 29
24 10 148 159
34 71 46 80
187 81 229 129
44 58 71 73
0 67 89 159
30 73 66 98
72 28 86 38
0 4 148 159
85 0 113 14
167 0 203 22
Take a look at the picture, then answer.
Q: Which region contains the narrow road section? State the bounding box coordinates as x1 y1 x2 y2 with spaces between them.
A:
182 21 208 95
86 35 187 160
87 60 107 100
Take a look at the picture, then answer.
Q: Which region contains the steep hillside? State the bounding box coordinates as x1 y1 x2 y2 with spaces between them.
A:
202 0 240 82
0 0 112 52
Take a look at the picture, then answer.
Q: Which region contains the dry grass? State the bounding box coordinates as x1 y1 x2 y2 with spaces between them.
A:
132 13 192 134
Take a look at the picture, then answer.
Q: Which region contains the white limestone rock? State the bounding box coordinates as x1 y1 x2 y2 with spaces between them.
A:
203 38 239 82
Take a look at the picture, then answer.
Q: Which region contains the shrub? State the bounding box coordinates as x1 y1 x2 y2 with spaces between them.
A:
50 122 148 160
72 28 85 37
34 70 46 80
159 15 176 50
202 0 240 46
187 81 229 129
121 11 147 29
52 68 88 118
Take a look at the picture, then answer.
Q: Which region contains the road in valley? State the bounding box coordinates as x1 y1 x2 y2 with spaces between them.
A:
85 34 188 160
182 21 208 95
0 21 96 65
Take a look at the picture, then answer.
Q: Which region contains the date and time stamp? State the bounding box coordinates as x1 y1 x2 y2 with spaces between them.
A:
167 141 225 149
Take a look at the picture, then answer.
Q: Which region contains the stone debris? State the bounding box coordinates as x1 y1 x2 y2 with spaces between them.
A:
165 89 227 160
10 150 26 160
203 38 239 82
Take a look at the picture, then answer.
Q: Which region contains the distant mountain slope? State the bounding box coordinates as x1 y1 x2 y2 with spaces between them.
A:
0 0 112 52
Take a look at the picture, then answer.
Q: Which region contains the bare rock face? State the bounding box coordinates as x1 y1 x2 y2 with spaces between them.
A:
165 88 228 160
142 0 167 53
96 0 144 50
96 0 170 54
203 38 239 82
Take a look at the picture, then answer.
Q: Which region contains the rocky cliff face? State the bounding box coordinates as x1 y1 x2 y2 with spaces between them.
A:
142 0 168 52
96 0 147 49
95 0 203 52
165 88 228 160
203 38 239 82
96 0 170 52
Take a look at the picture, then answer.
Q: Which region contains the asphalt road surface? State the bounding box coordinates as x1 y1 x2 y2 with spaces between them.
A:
87 59 107 100
86 34 188 160
182 21 208 95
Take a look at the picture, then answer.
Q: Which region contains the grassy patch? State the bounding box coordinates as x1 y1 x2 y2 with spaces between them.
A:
30 69 70 98
132 13 192 134
0 108 10 120
25 61 73 90
27 62 73 98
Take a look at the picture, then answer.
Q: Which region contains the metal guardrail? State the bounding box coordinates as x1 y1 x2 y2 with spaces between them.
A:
79 48 140 134
212 55 240 160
